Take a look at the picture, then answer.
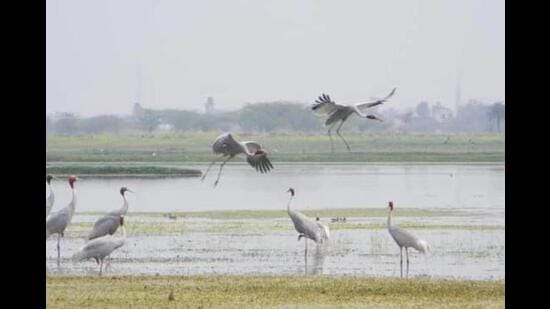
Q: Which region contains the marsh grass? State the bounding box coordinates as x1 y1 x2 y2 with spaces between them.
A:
46 165 202 178
79 208 468 219
46 275 504 308
67 208 501 236
46 132 505 162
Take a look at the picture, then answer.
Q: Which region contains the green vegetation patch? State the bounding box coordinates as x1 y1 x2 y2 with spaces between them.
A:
162 207 468 219
46 132 505 163
46 165 202 178
46 275 504 308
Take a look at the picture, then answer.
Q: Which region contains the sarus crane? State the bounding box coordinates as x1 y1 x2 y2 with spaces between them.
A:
201 132 274 187
46 175 78 267
387 201 429 278
286 188 329 271
312 88 396 152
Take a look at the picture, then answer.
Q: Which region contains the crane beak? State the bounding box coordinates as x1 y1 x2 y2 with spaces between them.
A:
127 189 135 193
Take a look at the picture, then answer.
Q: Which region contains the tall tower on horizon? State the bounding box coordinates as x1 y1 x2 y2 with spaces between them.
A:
136 64 142 105
455 72 462 114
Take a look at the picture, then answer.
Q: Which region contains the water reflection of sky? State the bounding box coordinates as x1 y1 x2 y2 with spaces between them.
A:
48 164 505 213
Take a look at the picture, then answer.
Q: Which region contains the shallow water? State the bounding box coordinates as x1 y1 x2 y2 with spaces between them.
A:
48 163 505 212
46 164 504 280
46 214 504 279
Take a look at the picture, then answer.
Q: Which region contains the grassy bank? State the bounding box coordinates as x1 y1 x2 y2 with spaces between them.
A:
46 275 504 308
122 207 470 219
46 132 505 163
67 208 503 236
46 165 202 178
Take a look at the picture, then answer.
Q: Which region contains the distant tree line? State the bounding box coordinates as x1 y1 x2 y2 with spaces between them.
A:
46 100 505 135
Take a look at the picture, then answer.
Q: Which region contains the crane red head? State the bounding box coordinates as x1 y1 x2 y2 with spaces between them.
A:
68 175 78 188
287 188 295 197
388 201 394 211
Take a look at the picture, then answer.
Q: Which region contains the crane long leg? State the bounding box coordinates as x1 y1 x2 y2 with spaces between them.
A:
405 247 409 279
327 123 337 153
56 234 61 267
201 155 224 182
213 155 233 187
336 120 351 152
305 237 308 274
99 259 104 276
399 247 403 278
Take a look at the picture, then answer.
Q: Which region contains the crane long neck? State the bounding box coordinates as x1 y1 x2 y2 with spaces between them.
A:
48 184 55 201
387 209 392 228
120 193 129 215
287 196 294 213
69 188 77 211
353 105 369 118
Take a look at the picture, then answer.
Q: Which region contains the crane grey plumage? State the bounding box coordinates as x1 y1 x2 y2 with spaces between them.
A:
289 209 322 243
87 216 120 241
46 174 55 218
387 201 429 278
73 216 127 276
202 132 274 187
87 187 131 241
311 88 396 152
46 175 78 267
316 218 330 242
286 188 329 271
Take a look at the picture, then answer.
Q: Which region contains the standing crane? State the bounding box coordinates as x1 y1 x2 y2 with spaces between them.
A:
46 175 78 267
46 174 55 218
73 215 127 276
86 187 133 241
286 188 329 271
311 88 396 152
387 201 429 278
201 132 274 187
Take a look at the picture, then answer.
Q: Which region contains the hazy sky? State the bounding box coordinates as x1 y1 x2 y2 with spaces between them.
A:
47 0 504 117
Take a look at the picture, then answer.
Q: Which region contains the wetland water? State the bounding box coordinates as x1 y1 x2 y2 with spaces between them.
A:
46 163 504 280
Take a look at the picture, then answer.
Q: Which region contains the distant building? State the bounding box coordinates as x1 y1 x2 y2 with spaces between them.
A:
455 74 462 114
431 102 453 122
157 123 174 131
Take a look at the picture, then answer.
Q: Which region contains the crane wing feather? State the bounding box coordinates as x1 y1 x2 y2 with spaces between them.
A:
73 235 118 260
355 88 396 111
243 142 273 173
289 210 323 242
389 225 427 253
316 221 330 242
311 93 344 116
87 215 120 240
246 151 273 173
46 211 70 234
